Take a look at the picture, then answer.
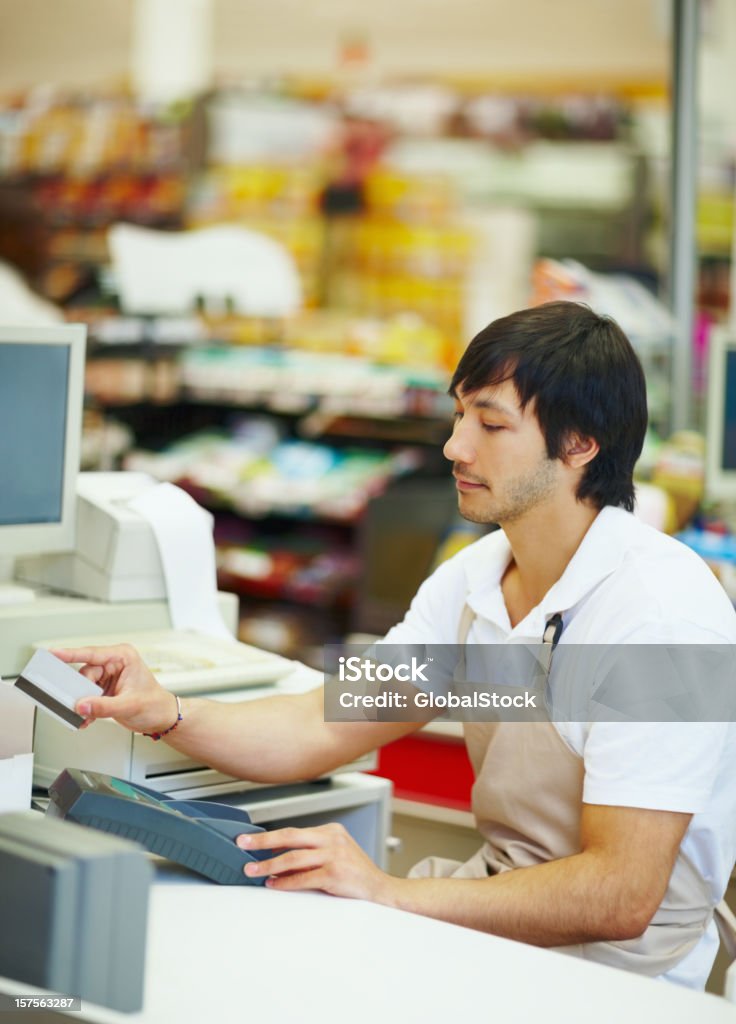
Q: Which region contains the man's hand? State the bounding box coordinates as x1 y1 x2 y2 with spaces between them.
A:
235 805 694 947
237 824 397 903
51 644 178 735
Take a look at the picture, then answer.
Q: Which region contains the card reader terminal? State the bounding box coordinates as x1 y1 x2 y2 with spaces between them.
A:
47 767 273 885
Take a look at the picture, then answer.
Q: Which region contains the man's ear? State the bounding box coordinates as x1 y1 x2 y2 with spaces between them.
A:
563 433 600 468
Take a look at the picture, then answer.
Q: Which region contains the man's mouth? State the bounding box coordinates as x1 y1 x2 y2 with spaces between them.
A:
453 473 488 492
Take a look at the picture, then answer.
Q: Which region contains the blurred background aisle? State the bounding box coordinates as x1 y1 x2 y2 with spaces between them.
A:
0 0 734 661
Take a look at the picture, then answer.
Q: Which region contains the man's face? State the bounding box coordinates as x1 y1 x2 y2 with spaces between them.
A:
443 379 561 525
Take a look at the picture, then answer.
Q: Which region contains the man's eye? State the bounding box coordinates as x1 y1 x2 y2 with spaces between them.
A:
482 424 503 432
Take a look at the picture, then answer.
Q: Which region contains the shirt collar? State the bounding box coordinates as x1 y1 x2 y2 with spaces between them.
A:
465 506 632 635
537 506 631 616
465 529 513 633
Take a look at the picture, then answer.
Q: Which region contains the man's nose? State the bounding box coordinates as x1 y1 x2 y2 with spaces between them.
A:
444 423 475 464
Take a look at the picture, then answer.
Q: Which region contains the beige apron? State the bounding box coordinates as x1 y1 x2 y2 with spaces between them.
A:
409 604 735 977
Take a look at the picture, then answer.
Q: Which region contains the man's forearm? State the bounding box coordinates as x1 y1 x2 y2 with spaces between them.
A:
383 851 651 946
161 687 339 783
160 686 409 784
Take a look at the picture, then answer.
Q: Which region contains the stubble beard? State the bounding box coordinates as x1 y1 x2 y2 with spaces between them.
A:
457 456 558 526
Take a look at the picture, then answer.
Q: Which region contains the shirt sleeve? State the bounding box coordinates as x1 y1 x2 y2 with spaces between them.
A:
582 720 729 813
370 551 474 697
581 620 733 812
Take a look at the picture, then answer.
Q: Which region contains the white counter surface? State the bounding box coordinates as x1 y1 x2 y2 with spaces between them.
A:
3 866 736 1023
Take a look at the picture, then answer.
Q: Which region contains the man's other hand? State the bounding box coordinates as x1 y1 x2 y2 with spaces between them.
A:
237 823 396 903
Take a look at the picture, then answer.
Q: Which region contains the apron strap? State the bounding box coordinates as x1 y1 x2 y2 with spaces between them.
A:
715 899 736 966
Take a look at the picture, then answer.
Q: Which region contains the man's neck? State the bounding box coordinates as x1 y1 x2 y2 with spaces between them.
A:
501 500 600 620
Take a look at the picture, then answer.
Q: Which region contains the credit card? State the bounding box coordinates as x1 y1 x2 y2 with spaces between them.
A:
14 649 99 730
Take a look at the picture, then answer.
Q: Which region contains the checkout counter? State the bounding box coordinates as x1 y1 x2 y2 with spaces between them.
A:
1 881 736 1024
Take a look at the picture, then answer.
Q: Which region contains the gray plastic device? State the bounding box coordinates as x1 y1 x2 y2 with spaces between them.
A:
47 766 273 884
0 811 151 1013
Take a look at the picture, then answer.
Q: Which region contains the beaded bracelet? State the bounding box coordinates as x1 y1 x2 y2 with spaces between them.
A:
143 695 183 741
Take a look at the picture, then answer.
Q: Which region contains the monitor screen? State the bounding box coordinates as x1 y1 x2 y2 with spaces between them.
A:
0 344 69 527
0 325 86 558
722 349 736 473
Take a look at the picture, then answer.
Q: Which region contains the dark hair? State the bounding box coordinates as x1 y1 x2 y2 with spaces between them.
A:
450 301 648 511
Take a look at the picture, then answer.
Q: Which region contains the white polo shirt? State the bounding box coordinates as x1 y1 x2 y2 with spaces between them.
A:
382 505 736 989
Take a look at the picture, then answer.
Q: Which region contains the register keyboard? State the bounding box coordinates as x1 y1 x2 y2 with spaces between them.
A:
34 630 296 695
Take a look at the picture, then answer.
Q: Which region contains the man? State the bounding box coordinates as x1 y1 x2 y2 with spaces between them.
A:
57 301 736 989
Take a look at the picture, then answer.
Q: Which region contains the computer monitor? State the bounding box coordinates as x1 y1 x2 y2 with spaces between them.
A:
0 324 86 560
705 326 736 502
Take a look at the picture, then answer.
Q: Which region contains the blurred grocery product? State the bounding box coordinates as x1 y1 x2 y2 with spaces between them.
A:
124 420 423 523
108 222 302 317
651 431 706 530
